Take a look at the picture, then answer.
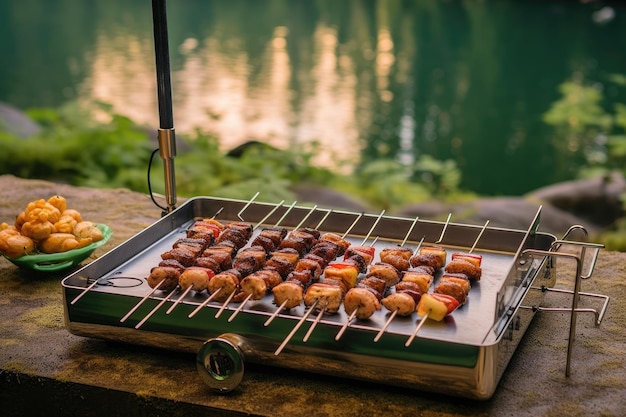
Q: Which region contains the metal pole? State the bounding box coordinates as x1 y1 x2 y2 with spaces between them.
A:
151 0 177 213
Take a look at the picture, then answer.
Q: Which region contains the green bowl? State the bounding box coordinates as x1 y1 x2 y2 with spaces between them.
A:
3 224 113 272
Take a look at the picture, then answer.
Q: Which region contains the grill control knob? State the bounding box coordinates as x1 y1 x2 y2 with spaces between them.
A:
197 336 244 393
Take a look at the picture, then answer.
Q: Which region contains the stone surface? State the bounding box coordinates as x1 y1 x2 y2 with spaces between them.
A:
0 102 42 138
527 171 625 228
394 197 600 237
0 175 624 417
293 174 626 238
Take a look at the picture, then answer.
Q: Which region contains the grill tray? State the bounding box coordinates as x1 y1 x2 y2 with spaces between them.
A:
61 197 592 399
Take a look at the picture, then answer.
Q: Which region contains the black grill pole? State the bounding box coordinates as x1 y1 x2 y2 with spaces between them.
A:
151 0 177 214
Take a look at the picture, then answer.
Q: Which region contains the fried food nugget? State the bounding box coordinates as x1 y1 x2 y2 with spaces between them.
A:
47 195 67 213
24 199 62 224
3 235 36 258
0 225 20 251
2 195 103 257
20 220 55 241
0 225 36 258
39 233 92 254
73 221 103 242
15 211 26 229
61 209 82 223
54 215 78 234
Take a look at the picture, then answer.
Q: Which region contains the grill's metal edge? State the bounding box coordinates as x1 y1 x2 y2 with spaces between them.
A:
61 196 558 400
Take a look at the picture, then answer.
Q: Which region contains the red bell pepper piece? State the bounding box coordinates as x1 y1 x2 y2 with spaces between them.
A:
451 252 482 267
416 293 460 321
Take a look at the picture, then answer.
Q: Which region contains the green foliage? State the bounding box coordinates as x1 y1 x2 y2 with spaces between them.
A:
149 133 332 203
1 100 465 214
544 74 626 250
543 81 612 132
149 130 463 207
412 155 462 197
350 159 428 210
0 101 153 191
543 76 626 175
606 104 626 168
344 155 465 210
237 141 335 186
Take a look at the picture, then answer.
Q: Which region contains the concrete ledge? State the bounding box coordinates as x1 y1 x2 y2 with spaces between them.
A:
1 175 624 416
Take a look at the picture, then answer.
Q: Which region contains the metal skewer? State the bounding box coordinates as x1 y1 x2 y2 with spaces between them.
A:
401 216 419 247
214 289 237 319
374 224 423 343
166 285 194 314
342 212 364 238
70 277 101 305
255 205 324 328
360 209 385 244
406 216 448 349
238 191 259 220
135 286 178 329
405 220 490 346
274 299 319 355
186 207 225 234
290 204 318 233
253 200 286 231
187 287 222 318
228 293 253 322
203 206 224 222
335 308 358 341
358 233 380 248
272 209 360 336
333 213 386 340
315 208 333 229
405 313 429 347
303 302 327 342
264 299 288 326
336 229 378 339
469 220 489 253
412 235 426 256
120 279 165 323
435 213 452 244
374 309 398 342
230 201 304 320
273 200 298 228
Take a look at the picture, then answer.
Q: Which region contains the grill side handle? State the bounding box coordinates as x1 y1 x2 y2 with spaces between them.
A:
522 239 609 378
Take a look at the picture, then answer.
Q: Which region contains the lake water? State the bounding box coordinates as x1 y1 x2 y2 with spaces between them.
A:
1 0 625 195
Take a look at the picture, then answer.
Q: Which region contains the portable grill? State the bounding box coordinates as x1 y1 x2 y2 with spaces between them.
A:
60 197 609 400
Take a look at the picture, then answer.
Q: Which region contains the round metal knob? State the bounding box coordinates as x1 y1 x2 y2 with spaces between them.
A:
196 336 244 393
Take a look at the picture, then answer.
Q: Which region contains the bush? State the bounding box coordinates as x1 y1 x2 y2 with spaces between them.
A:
0 100 466 213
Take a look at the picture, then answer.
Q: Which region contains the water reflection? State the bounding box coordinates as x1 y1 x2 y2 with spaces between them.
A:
1 0 625 195
84 32 157 125
81 17 364 172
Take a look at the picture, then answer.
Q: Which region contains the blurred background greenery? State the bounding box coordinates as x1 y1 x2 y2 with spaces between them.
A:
1 0 625 248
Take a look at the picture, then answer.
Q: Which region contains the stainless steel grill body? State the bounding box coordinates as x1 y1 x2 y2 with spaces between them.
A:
61 197 586 399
